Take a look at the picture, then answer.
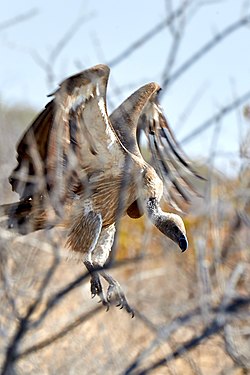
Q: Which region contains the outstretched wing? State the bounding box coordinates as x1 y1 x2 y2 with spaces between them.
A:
111 85 204 212
9 100 55 199
137 93 204 209
45 64 126 205
10 65 126 200
8 65 127 231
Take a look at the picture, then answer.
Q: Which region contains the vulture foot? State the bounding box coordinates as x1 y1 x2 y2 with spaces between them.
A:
90 272 109 309
101 271 134 318
84 262 134 316
84 261 109 309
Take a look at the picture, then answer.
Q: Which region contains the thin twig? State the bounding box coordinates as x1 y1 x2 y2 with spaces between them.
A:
108 2 190 68
1 251 60 375
161 15 250 90
29 12 95 88
127 297 250 375
0 9 38 32
161 2 185 84
180 90 250 144
49 12 96 66
15 306 102 360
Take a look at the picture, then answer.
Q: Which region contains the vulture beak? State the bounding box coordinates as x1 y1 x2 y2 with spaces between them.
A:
178 234 188 252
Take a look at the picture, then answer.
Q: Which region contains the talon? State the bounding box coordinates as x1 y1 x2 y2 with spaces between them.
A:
103 300 110 311
89 273 110 310
107 285 115 302
100 271 134 316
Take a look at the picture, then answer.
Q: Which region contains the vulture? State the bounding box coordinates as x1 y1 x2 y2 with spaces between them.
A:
0 64 202 316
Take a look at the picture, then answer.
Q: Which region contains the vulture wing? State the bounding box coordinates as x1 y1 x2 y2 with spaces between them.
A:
10 65 126 198
45 64 126 207
137 92 204 210
9 100 55 199
110 85 204 212
8 65 127 230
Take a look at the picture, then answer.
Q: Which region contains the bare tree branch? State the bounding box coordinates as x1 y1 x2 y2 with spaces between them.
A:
15 306 102 360
180 89 250 144
49 12 96 67
28 12 95 88
108 1 190 68
161 28 183 84
161 15 250 90
0 251 147 374
0 9 38 32
224 323 250 370
125 297 250 375
1 250 60 375
161 1 186 84
0 243 20 320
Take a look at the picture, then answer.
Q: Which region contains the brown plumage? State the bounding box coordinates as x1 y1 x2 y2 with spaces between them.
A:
1 64 203 315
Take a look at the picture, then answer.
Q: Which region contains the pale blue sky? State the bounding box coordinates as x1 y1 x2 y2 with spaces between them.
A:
1 0 250 174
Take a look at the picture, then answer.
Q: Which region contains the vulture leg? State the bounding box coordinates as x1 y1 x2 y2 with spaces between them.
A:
83 224 134 315
100 271 134 317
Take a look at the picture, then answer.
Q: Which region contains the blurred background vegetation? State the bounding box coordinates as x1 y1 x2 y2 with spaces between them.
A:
0 1 250 374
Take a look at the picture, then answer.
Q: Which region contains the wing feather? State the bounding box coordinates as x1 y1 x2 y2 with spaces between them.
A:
139 96 204 209
46 64 126 206
111 86 204 211
8 65 128 230
8 65 203 229
9 65 126 202
9 100 55 199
